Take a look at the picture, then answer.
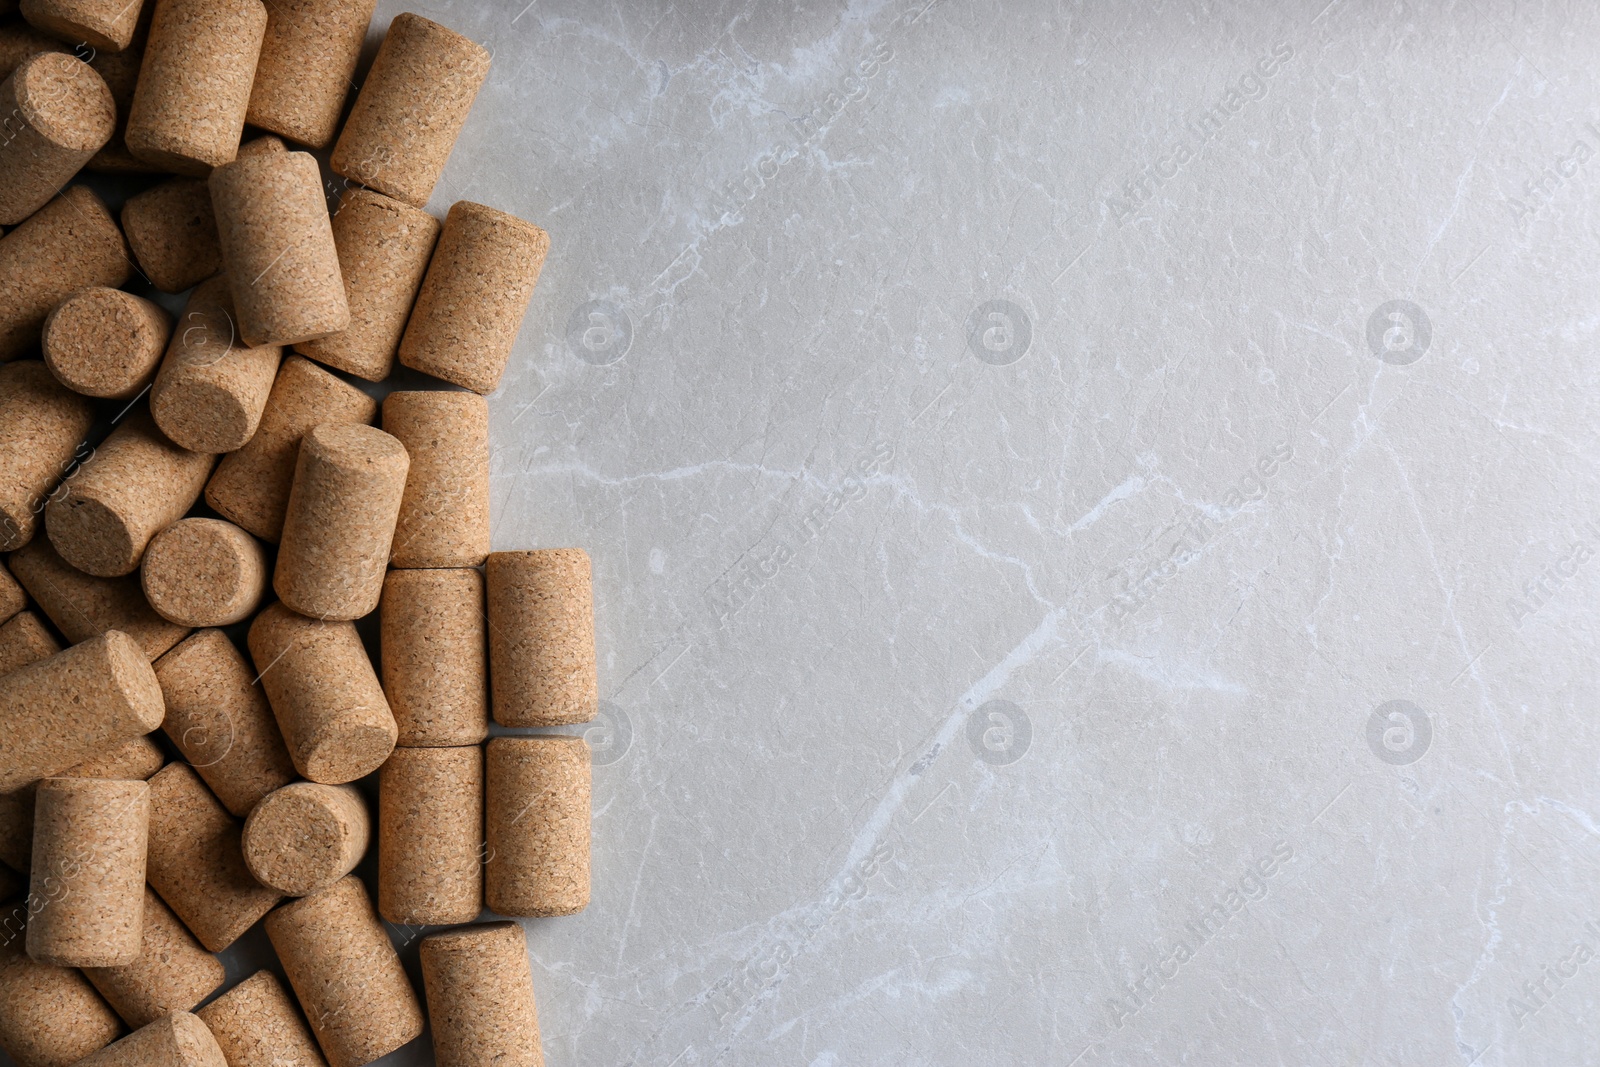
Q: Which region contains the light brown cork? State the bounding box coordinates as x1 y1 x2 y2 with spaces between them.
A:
0 186 130 362
380 568 486 747
151 277 282 453
205 355 376 543
197 970 327 1067
378 745 482 925
0 611 59 678
329 14 490 208
243 782 368 897
398 202 549 394
72 1011 227 1067
9 537 189 660
121 179 222 293
140 519 266 628
383 391 488 568
21 0 143 52
420 922 543 1067
247 603 396 785
0 23 66 81
0 52 115 225
0 556 24 627
41 287 171 399
83 887 224 1029
86 33 154 174
125 0 267 175
246 0 376 149
295 189 439 381
26 776 149 967
484 736 590 917
487 550 597 727
152 628 294 818
0 733 161 875
274 423 409 621
0 904 121 1067
264 876 424 1067
0 361 94 552
145 762 280 953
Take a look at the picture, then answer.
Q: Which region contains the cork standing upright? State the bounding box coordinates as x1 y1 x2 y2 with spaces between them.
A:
383 390 489 568
487 549 597 726
0 361 94 552
0 187 130 363
0 52 115 224
246 0 376 148
197 970 327 1067
420 922 544 1067
26 777 149 967
82 886 224 1029
150 277 282 453
484 736 590 917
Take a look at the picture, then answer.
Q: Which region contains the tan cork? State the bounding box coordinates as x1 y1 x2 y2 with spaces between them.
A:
329 13 490 207
296 189 439 381
246 0 376 149
42 287 171 400
242 782 368 897
380 568 486 747
0 23 66 81
0 361 94 552
274 423 409 621
197 970 327 1067
0 52 115 224
121 179 222 293
85 28 154 174
0 186 130 362
150 278 282 453
145 762 280 953
9 537 190 659
72 1011 227 1067
378 745 482 925
398 202 549 394
484 736 590 917
83 886 224 1029
0 903 121 1067
247 603 396 784
205 355 376 543
152 628 294 818
383 391 488 568
26 776 149 967
0 732 161 874
0 610 59 678
0 559 22 626
140 519 266 628
420 921 543 1067
20 0 143 52
487 550 596 727
125 0 266 175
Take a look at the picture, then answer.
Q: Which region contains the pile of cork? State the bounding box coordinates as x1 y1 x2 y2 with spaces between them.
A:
0 2 594 1067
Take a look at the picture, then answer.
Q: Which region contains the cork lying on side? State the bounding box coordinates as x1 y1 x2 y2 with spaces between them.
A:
0 360 93 553
42 287 171 401
380 568 487 747
72 1011 227 1067
378 745 482 925
246 0 377 149
485 736 590 917
488 549 597 727
0 52 115 225
197 970 327 1067
9 537 190 660
121 178 222 294
83 886 225 1029
383 390 489 568
0 905 122 1067
150 278 282 454
421 922 544 1067
20 0 145 53
0 187 130 364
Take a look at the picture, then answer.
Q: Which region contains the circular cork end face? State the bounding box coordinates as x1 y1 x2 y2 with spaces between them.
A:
302 422 410 475
151 379 256 454
16 53 116 151
302 719 396 785
102 629 167 732
48 494 138 577
243 786 359 896
141 518 266 627
42 288 170 399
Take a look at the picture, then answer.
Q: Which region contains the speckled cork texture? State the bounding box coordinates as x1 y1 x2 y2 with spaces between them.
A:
26 776 149 967
197 970 326 1067
20 0 144 52
484 736 590 918
245 0 375 149
378 745 482 925
0 611 59 678
419 922 543 1067
397 202 549 394
152 628 294 818
329 13 489 208
274 422 409 621
121 179 221 293
0 52 115 225
487 549 597 727
242 782 368 897
62 734 164 781
382 391 488 568
83 887 223 1029
264 876 424 1067
141 518 266 627
150 278 282 454
247 603 396 785
0 187 130 362
42 287 171 400
72 1010 227 1067
125 0 266 175
144 762 280 953
0 361 94 552
0 24 66 81
0 905 121 1067
295 189 438 381
9 537 190 660
380 568 486 747
0 733 161 875
205 355 376 543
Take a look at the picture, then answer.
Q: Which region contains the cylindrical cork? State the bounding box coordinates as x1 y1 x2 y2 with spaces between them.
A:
9 538 189 660
0 187 130 363
246 0 376 149
42 288 171 400
329 14 490 208
378 746 482 925
45 409 215 578
420 922 543 1067
274 423 409 621
121 179 221 294
484 736 590 917
247 603 396 784
197 970 326 1067
145 762 280 952
0 905 122 1067
0 610 59 677
210 148 349 348
0 361 93 552
296 189 439 381
73 1011 227 1067
152 629 294 818
380 569 486 746
398 202 549 394
141 519 266 628
487 550 596 727
265 876 424 1067
383 391 488 568
0 53 115 225
0 23 67 81
151 278 282 453
83 887 223 1029
26 776 149 967
243 782 368 896
125 0 266 175
20 0 143 52
0 733 160 876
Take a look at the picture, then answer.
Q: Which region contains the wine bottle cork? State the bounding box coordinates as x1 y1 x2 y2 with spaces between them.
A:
0 909 121 1067
329 14 490 208
264 876 424 1067
9 537 189 660
121 179 222 293
85 32 153 174
0 361 94 552
247 603 396 785
152 629 294 818
83 886 222 1029
487 550 596 727
380 568 486 747
378 746 482 925
0 610 59 677
0 186 130 363
205 355 376 543
383 391 488 568
242 782 368 896
484 736 589 917
210 147 349 348
20 0 143 52
72 1011 227 1067
274 423 409 621
246 0 376 149
0 733 160 875
295 189 439 381
125 0 267 175
0 23 66 81
150 278 282 454
398 202 549 394
26 776 149 967
145 763 279 952
0 52 115 225
41 287 171 400
196 970 326 1067
140 519 266 628
420 922 543 1067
